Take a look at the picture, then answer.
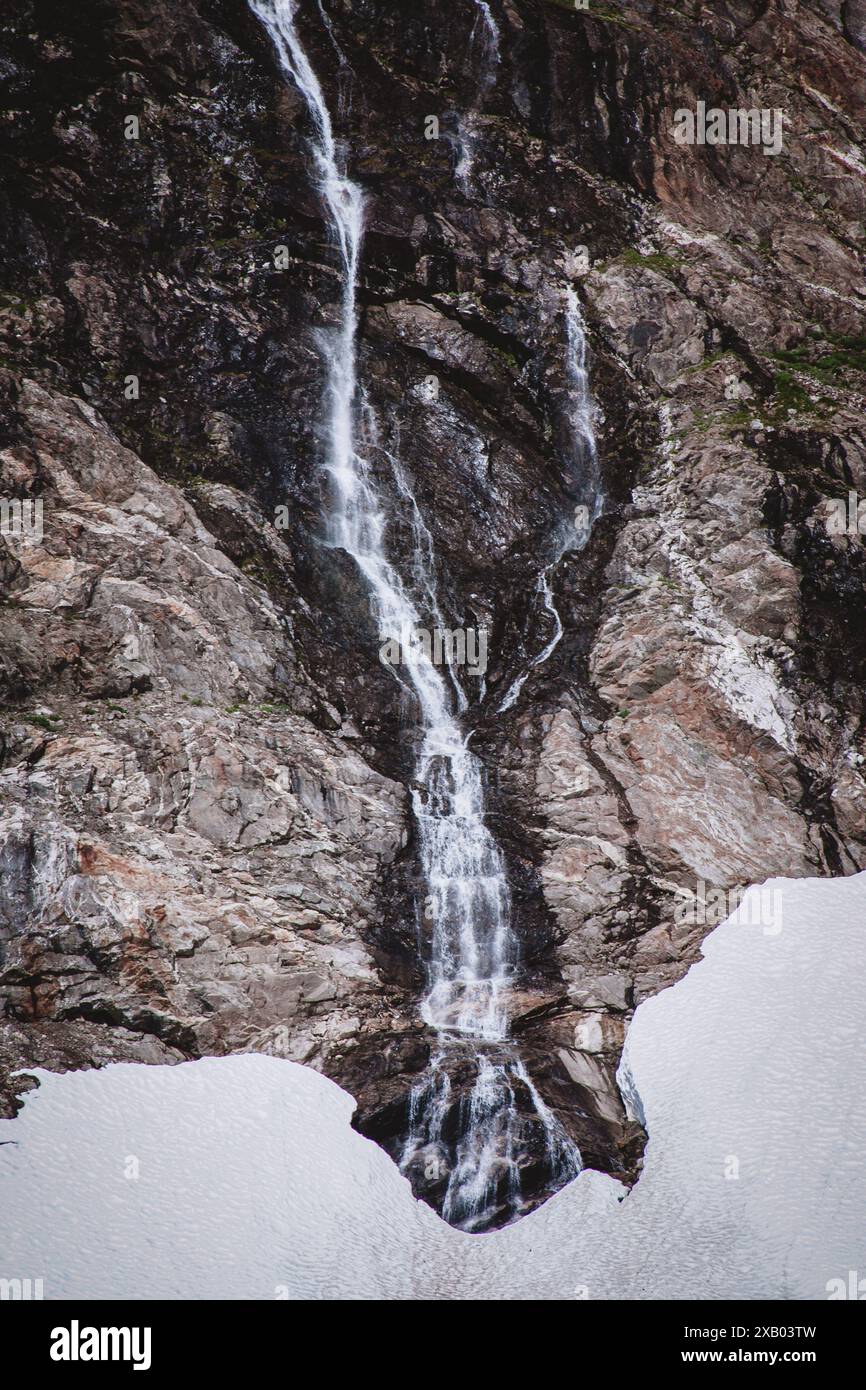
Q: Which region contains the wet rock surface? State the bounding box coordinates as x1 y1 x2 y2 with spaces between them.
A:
1 0 865 1222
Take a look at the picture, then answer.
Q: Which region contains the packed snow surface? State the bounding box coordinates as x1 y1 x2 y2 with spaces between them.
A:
2 872 865 1299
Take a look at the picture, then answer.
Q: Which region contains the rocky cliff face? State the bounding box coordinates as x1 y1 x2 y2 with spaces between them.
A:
2 0 865 1222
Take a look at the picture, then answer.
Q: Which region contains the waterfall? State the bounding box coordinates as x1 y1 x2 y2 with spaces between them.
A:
251 0 580 1231
498 287 603 712
456 0 501 191
472 0 501 70
498 566 564 713
564 286 604 542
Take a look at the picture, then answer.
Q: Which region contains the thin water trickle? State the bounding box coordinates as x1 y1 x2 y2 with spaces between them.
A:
250 0 582 1230
565 285 604 538
456 0 501 191
497 288 603 713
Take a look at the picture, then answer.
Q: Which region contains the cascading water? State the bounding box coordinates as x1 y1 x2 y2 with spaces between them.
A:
498 286 603 713
565 285 604 540
498 567 563 714
455 1 501 191
251 0 581 1231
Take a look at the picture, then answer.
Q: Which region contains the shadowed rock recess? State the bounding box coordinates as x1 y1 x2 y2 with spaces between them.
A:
1 0 865 1229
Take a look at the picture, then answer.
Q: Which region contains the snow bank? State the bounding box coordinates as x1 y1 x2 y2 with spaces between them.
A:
2 871 865 1299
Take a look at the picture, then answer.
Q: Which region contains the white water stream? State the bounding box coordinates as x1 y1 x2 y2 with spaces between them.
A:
498 287 603 712
250 0 582 1230
456 0 501 190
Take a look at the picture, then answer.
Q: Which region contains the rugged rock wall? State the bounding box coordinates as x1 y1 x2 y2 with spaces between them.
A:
2 0 865 1208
